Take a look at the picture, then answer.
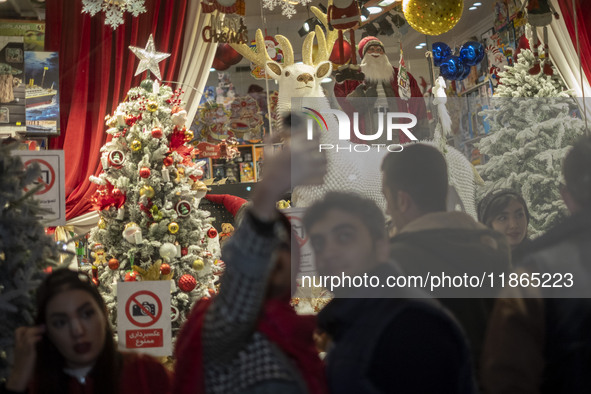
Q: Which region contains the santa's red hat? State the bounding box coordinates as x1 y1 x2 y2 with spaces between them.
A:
204 194 247 216
358 36 384 58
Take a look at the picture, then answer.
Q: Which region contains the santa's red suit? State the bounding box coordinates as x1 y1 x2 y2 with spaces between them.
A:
334 36 428 144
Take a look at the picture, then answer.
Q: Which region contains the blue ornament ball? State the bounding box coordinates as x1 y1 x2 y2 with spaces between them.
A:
432 42 452 67
439 56 465 80
459 41 485 67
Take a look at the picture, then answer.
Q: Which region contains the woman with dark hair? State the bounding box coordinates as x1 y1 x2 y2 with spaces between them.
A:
3 269 171 394
478 189 531 260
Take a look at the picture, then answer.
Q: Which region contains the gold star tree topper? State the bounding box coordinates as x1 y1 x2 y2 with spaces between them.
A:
129 34 171 81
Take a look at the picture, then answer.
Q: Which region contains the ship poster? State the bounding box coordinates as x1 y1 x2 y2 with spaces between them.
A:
25 51 59 135
0 36 25 132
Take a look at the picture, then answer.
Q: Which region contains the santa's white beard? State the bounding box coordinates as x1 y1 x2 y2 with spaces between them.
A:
360 54 394 83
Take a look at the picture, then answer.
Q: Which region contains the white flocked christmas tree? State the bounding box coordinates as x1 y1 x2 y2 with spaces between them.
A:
87 75 222 335
477 46 587 236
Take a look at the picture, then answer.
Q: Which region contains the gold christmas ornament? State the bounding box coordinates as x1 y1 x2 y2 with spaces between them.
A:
193 259 205 271
147 101 158 112
131 140 142 151
403 0 464 36
168 222 180 234
185 130 194 141
139 185 155 198
98 217 106 229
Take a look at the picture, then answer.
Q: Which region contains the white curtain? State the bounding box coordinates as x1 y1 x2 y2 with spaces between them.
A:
546 0 591 124
178 3 218 127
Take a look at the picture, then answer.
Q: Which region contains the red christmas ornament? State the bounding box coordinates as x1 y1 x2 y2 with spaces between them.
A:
108 258 120 270
151 127 163 138
330 40 352 65
112 188 123 198
181 247 188 256
179 274 197 292
139 167 151 178
212 56 230 71
216 43 243 66
207 227 218 238
160 263 171 275
125 271 139 282
163 156 174 166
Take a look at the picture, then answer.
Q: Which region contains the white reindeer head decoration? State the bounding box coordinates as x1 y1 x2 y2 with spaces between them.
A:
230 6 337 113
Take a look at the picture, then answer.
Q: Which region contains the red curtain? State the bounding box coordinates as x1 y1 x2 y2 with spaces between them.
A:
558 0 591 84
45 0 188 220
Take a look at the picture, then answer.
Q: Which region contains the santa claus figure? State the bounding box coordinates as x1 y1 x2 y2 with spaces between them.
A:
334 36 428 143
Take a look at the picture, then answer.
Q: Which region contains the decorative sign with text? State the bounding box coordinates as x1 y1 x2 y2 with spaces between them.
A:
117 280 172 357
202 13 248 44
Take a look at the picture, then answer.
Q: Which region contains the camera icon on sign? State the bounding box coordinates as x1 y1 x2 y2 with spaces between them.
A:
132 302 156 316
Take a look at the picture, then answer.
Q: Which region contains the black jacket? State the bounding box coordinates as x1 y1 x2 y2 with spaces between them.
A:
317 263 476 394
389 212 511 372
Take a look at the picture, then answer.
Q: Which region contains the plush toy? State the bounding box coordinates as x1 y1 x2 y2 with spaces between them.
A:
219 223 235 246
521 0 560 75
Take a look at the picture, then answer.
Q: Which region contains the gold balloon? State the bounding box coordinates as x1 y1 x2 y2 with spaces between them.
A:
98 217 106 229
403 0 464 36
193 259 204 271
168 222 179 234
139 185 155 198
131 140 142 151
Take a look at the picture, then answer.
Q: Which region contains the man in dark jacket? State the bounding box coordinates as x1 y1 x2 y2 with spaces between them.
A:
481 136 591 393
380 143 511 375
303 191 476 393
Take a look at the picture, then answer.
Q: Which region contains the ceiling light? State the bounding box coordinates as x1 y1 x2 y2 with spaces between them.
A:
361 15 368 22
210 68 216 72
415 45 423 49
473 2 482 5
469 6 477 10
378 0 397 6
322 77 332 83
419 42 426 47
299 17 319 37
367 6 382 14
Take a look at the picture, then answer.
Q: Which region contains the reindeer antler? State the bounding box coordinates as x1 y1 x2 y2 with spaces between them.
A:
229 29 271 67
275 35 294 66
308 4 338 65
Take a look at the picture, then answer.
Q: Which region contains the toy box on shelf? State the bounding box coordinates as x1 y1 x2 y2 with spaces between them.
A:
198 143 282 184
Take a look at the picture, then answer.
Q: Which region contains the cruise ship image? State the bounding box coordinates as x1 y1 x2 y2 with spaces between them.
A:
25 66 57 108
